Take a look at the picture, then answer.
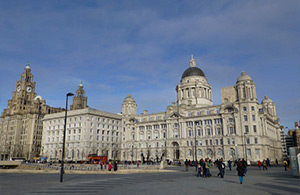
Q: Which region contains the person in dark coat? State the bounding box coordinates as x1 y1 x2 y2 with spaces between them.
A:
219 159 225 178
113 161 118 171
227 160 232 171
196 164 202 177
236 161 245 184
185 159 189 171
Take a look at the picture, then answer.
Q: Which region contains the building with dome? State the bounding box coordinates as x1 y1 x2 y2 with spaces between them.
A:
0 64 64 161
121 56 283 164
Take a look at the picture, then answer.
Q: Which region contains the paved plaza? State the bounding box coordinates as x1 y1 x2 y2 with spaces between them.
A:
0 166 299 195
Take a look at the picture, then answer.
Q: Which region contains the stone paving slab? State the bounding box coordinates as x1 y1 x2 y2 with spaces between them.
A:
0 166 299 195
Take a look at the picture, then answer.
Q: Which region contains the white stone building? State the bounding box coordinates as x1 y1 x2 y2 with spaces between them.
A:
120 56 283 164
41 84 122 161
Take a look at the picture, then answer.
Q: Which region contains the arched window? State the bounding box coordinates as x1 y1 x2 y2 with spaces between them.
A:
197 149 202 157
163 131 166 138
229 148 235 157
217 149 223 156
174 130 178 138
154 131 159 139
207 149 212 158
140 132 144 140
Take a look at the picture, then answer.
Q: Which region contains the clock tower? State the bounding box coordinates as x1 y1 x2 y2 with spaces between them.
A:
0 63 64 161
6 62 37 116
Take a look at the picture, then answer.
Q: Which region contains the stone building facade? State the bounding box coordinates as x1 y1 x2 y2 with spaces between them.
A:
0 64 63 160
120 57 283 163
41 83 122 161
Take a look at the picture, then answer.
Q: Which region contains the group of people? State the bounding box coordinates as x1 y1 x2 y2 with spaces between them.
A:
99 161 118 171
185 158 248 184
185 158 213 178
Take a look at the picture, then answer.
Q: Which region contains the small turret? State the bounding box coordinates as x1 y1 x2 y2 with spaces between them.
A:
122 94 137 116
70 81 88 110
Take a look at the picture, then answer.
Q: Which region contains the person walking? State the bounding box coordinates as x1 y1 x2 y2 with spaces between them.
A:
227 160 232 171
185 159 189 172
200 159 206 177
258 160 262 170
262 159 268 170
219 159 225 178
283 160 288 171
236 161 245 184
108 162 112 171
196 164 202 177
205 158 211 177
113 161 118 171
216 159 221 177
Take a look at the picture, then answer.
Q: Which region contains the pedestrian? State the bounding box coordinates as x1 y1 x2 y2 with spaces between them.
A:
258 160 262 170
108 162 112 171
216 159 221 177
113 161 118 171
185 159 189 172
236 161 245 184
197 164 202 177
219 159 225 178
266 158 270 167
242 158 247 175
200 159 206 177
227 160 232 171
262 159 268 170
137 161 139 168
275 159 278 166
205 158 211 177
283 160 288 171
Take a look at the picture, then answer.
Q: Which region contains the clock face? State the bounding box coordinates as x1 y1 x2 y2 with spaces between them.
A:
17 85 21 92
26 86 32 93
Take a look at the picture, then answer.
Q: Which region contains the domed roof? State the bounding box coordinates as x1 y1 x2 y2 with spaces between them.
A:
124 94 135 103
34 95 43 101
181 56 206 79
262 96 273 104
25 61 31 69
237 71 252 82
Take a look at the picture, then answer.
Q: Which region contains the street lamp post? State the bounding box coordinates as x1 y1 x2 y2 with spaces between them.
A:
194 122 197 171
60 92 74 183
244 133 248 163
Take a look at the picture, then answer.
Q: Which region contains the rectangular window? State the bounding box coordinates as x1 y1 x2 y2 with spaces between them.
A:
252 115 255 121
255 138 258 144
232 138 235 145
245 125 249 133
244 115 248 121
246 138 250 144
227 138 230 145
243 106 247 111
229 127 234 134
255 149 260 156
247 149 251 156
253 125 257 133
251 106 255 111
207 129 211 135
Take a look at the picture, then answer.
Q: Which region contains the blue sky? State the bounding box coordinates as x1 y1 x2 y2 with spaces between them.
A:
0 0 299 130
